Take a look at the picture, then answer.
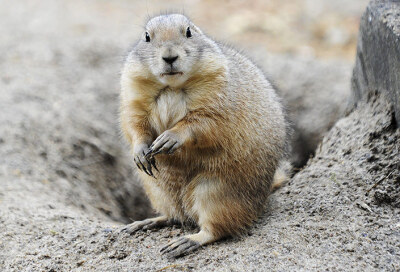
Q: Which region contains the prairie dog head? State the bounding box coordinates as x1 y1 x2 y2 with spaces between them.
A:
126 14 226 88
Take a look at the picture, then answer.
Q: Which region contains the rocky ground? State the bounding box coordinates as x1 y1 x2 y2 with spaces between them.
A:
1 0 399 271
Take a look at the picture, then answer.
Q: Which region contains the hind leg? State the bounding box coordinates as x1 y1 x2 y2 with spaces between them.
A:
160 229 216 258
160 175 256 258
121 174 184 235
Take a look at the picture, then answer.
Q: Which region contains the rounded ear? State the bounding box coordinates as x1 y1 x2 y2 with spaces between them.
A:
191 24 203 35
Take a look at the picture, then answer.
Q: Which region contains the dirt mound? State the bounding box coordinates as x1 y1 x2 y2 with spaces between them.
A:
2 86 398 272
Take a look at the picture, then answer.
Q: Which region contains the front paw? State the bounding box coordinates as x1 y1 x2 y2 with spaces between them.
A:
147 130 183 157
133 143 157 177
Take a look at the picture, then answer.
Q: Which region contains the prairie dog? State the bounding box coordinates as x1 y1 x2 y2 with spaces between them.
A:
119 14 289 257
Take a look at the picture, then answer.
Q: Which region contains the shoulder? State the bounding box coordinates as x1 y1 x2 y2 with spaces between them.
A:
214 41 271 83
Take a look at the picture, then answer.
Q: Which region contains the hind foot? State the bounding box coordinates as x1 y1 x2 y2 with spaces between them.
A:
120 215 169 235
160 229 217 258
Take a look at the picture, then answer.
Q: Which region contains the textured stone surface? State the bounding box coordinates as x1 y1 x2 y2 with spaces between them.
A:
350 0 400 126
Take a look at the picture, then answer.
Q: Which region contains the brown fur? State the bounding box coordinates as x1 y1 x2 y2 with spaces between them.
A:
119 14 289 255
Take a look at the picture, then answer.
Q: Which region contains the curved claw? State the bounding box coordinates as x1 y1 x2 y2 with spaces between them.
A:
166 141 177 154
151 149 163 157
134 157 146 172
150 157 158 172
138 159 152 177
120 220 150 235
144 151 159 172
141 151 154 177
150 141 167 155
160 237 200 258
145 157 155 177
120 216 169 235
145 149 153 157
134 157 141 171
147 129 184 160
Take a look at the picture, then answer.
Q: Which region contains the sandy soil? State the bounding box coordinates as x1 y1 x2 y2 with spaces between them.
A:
1 0 399 271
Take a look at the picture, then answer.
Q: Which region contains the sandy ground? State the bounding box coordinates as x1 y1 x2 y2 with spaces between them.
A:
1 0 399 271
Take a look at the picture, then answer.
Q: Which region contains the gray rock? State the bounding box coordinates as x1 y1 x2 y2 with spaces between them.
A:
350 0 400 127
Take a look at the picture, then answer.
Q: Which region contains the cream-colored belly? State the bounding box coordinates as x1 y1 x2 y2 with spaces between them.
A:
150 90 187 134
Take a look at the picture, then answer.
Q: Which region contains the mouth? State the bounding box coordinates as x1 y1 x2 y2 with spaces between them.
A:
160 71 183 77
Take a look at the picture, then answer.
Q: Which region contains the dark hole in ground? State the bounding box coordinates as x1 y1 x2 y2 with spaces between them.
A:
57 137 153 223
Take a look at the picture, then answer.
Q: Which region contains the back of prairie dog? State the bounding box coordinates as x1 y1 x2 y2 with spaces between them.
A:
119 14 289 258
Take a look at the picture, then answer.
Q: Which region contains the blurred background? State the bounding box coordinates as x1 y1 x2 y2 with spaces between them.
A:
1 0 368 59
1 0 369 222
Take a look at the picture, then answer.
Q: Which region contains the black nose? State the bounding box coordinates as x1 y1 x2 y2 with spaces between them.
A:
162 56 178 65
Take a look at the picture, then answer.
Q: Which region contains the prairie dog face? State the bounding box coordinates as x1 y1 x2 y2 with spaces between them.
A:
129 14 223 88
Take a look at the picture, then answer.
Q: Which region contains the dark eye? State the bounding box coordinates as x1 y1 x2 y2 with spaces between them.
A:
145 32 150 42
186 27 192 38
